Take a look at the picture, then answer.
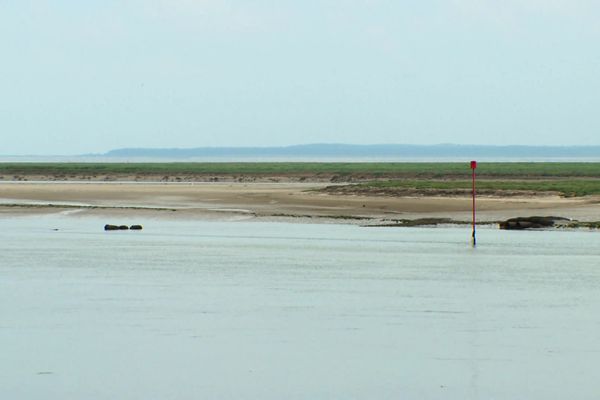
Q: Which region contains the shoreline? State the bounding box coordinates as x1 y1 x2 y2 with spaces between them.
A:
2 181 600 228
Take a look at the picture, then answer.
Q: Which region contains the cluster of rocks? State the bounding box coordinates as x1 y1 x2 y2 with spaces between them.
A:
104 224 143 231
499 216 569 230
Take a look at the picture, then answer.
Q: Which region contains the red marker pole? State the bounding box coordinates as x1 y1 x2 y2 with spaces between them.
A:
470 160 477 246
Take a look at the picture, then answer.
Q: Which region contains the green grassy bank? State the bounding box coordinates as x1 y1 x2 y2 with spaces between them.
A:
348 179 600 197
2 162 600 178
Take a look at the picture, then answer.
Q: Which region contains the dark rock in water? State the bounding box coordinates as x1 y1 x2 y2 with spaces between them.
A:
105 224 143 231
499 216 568 230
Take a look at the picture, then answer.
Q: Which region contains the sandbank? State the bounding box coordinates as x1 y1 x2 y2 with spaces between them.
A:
1 182 600 224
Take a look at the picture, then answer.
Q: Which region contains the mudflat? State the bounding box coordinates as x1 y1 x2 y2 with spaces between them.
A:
1 182 599 223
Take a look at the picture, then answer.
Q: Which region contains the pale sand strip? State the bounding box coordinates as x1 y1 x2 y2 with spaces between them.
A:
1 182 599 222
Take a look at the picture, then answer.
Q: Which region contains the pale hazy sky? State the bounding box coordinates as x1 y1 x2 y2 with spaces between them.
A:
2 0 600 155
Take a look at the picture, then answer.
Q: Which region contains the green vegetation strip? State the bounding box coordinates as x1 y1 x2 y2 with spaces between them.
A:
2 162 600 178
353 179 600 197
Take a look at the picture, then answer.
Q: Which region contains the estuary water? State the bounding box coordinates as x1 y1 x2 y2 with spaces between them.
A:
1 215 600 399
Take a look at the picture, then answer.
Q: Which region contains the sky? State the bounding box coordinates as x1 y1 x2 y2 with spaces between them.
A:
1 0 600 155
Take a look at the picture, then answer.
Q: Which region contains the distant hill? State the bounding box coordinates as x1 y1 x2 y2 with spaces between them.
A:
102 144 600 159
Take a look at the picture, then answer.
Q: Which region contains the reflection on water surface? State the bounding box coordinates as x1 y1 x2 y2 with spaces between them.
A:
1 215 599 399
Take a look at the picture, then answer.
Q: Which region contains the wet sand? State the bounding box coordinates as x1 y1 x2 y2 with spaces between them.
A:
1 182 600 223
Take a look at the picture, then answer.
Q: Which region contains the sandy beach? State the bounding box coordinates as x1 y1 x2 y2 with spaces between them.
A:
2 181 599 224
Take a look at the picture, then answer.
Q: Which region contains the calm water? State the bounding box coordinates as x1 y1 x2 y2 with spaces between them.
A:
2 215 600 399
